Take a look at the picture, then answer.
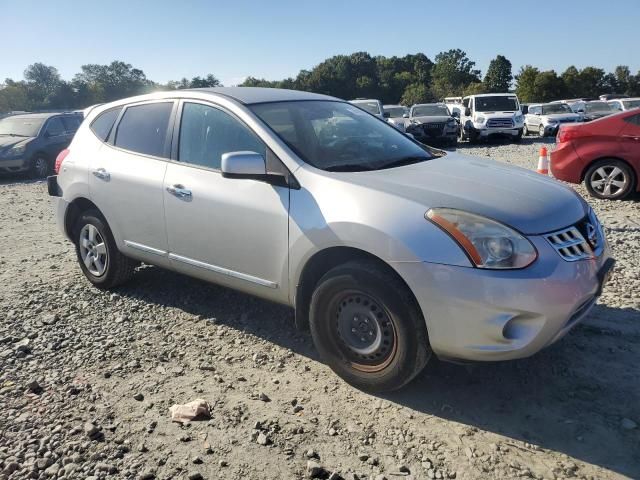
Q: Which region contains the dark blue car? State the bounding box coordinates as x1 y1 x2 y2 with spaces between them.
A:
0 112 83 177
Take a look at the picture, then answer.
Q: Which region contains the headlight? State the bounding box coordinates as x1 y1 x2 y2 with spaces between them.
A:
514 114 524 123
475 116 485 124
426 208 537 269
546 119 558 124
8 144 26 156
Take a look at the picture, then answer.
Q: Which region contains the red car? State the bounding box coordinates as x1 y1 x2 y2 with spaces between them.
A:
551 109 640 199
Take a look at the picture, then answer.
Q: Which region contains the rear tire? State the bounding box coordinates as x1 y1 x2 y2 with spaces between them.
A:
523 124 529 136
584 159 635 200
309 260 431 392
74 210 137 289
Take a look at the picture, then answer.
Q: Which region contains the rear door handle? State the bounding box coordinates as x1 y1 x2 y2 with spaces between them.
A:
92 168 110 181
166 184 192 199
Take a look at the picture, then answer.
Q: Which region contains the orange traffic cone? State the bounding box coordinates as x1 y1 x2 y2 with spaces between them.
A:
537 146 549 175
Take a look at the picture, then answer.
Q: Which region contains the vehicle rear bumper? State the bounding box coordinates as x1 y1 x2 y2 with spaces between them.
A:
392 236 613 362
51 195 70 239
550 142 582 183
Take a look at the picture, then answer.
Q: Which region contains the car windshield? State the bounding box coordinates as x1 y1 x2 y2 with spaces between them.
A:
251 100 435 172
412 105 450 117
0 116 44 137
542 104 573 114
351 101 380 115
622 99 640 109
474 96 519 112
384 107 406 118
585 102 612 113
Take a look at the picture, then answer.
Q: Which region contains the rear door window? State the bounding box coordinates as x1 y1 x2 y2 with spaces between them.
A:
45 117 65 137
90 107 123 142
115 102 173 158
62 115 82 134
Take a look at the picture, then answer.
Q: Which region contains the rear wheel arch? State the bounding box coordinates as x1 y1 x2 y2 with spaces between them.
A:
293 246 424 332
580 156 637 184
64 197 103 239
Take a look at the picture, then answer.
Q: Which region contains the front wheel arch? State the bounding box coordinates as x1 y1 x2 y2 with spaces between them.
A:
294 247 425 333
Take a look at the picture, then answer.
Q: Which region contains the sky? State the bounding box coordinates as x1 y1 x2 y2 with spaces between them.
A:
2 0 639 86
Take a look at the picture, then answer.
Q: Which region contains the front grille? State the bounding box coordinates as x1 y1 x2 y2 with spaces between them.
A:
486 118 514 128
544 211 604 261
422 123 444 130
558 118 578 124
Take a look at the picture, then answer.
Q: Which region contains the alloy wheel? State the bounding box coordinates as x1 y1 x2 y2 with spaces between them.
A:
589 166 629 198
34 157 48 177
79 224 108 276
538 124 545 137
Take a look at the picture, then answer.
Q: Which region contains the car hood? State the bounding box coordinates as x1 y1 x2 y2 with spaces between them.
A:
545 113 580 121
411 115 452 124
342 152 587 235
0 136 32 149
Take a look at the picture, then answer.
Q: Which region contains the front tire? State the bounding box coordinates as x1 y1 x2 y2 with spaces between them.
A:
538 124 546 137
309 260 431 392
74 210 137 289
584 159 635 200
523 124 529 136
30 155 50 178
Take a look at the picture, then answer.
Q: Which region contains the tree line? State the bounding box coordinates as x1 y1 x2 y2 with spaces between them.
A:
2 51 639 112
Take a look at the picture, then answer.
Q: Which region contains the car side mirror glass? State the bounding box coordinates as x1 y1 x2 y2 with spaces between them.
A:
221 151 266 179
464 107 471 116
383 112 391 118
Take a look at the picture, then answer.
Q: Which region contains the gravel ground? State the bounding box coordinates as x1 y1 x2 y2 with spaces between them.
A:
1 137 639 480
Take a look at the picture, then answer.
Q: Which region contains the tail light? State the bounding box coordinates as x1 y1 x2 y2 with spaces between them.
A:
54 149 70 174
557 126 587 143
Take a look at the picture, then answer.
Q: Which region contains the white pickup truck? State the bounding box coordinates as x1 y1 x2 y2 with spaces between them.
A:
457 93 524 143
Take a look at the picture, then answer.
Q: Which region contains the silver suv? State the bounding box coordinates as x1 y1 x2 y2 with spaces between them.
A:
49 88 614 392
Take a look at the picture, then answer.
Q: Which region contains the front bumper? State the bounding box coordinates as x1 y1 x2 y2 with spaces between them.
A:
474 127 521 137
393 236 613 362
0 156 29 173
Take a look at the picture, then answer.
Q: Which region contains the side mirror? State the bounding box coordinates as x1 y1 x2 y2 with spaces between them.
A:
451 111 459 118
221 151 293 188
577 109 585 113
535 112 541 116
402 113 409 118
383 112 391 118
464 107 471 116
221 151 266 179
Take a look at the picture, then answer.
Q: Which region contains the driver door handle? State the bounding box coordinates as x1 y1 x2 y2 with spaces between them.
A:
166 184 192 199
92 168 110 181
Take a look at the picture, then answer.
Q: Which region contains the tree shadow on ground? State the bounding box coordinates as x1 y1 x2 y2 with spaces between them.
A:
114 265 640 478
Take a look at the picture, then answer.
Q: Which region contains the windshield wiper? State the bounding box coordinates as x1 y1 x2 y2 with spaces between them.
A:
325 163 375 172
378 155 430 170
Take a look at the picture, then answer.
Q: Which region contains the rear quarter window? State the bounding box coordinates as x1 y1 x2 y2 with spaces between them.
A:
90 107 123 142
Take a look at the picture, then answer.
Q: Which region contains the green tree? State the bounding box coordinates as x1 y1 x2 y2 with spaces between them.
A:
463 82 486 96
73 61 153 103
400 83 435 105
532 70 565 102
578 67 605 98
515 65 540 102
483 55 512 92
430 49 481 99
561 66 582 97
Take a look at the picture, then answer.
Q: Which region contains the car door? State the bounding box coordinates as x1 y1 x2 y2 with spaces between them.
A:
88 100 176 264
163 100 290 303
620 113 640 165
42 117 69 159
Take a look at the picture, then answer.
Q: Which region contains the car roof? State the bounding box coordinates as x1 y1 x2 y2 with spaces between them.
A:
5 112 77 121
349 98 379 103
464 93 517 98
191 87 338 104
383 104 405 108
412 103 446 107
